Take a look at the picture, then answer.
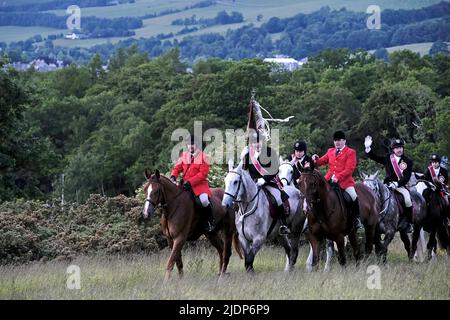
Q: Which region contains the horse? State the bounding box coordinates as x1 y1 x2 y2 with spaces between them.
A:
142 169 242 281
298 169 378 271
222 161 305 273
361 171 428 262
411 174 450 259
279 159 295 187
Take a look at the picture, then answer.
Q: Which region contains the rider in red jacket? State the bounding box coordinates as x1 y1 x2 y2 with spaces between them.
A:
313 130 365 236
171 135 214 232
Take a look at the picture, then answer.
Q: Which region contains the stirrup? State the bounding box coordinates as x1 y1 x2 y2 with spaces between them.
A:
279 225 290 236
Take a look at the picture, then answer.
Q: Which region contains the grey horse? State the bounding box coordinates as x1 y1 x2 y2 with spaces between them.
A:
362 171 427 262
222 160 306 272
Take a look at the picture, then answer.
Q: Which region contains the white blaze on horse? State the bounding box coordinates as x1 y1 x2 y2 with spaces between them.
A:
222 160 306 272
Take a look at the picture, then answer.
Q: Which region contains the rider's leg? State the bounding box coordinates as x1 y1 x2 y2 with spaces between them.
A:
265 186 290 235
345 187 364 233
199 193 215 233
397 187 413 233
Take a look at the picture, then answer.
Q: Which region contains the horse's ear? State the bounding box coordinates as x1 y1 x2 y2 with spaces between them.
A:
144 169 151 179
373 170 379 178
279 156 283 164
228 158 234 172
155 169 160 180
360 172 367 180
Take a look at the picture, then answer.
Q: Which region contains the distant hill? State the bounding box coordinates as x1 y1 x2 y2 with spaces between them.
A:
1 1 449 63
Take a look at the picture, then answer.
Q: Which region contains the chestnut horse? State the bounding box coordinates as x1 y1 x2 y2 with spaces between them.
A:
298 169 378 270
143 170 242 280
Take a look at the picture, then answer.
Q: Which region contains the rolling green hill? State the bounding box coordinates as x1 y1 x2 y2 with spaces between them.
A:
0 0 446 46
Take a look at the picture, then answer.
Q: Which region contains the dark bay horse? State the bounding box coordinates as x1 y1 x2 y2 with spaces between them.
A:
298 169 378 270
416 179 450 259
143 170 242 281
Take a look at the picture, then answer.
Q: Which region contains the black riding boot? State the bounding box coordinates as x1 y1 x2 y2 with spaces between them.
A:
203 204 216 233
351 198 365 238
278 204 291 236
402 206 414 233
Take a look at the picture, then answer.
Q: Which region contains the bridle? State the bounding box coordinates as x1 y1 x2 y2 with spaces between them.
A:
144 179 184 216
224 171 244 202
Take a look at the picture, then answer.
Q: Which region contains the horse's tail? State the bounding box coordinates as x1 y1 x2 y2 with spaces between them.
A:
233 231 243 259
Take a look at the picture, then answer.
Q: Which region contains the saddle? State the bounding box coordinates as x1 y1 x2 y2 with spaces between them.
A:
261 186 290 220
181 181 210 213
329 181 353 231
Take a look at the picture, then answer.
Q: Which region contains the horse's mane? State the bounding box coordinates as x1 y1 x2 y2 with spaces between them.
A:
310 169 330 192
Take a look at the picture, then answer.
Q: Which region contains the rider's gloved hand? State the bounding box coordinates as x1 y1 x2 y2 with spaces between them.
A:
364 135 372 153
388 181 398 189
170 175 177 183
312 154 319 161
181 181 191 191
256 178 266 187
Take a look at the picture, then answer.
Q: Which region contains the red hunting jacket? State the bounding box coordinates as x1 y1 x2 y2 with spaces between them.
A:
314 146 357 189
171 150 212 196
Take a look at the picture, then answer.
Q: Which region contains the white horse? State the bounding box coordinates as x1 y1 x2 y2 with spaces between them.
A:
222 160 305 272
279 158 295 187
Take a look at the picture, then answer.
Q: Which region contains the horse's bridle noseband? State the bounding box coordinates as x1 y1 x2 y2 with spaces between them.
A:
145 182 168 211
225 170 244 202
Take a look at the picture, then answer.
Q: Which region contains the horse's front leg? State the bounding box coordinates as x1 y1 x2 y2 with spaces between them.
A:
426 228 437 261
244 236 266 273
335 234 347 267
164 238 186 282
278 234 294 272
205 232 225 275
399 229 412 261
324 239 334 272
307 233 320 272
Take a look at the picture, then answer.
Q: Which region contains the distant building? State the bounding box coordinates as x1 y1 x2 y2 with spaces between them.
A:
263 55 308 71
65 33 80 40
6 58 69 72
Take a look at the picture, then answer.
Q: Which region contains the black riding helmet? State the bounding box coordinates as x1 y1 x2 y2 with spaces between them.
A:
390 138 404 149
294 140 307 152
333 130 346 141
430 154 441 163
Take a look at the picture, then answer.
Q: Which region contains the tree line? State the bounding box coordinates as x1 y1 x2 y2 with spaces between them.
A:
1 47 449 203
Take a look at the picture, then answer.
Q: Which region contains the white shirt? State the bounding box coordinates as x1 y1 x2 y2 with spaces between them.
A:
434 167 440 176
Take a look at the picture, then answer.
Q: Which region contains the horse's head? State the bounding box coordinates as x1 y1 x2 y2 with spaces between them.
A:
143 169 165 219
223 160 244 208
361 171 380 195
279 158 294 187
298 169 321 212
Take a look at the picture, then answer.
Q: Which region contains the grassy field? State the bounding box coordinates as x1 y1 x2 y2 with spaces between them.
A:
0 236 448 300
369 42 450 57
41 0 445 47
0 26 63 44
